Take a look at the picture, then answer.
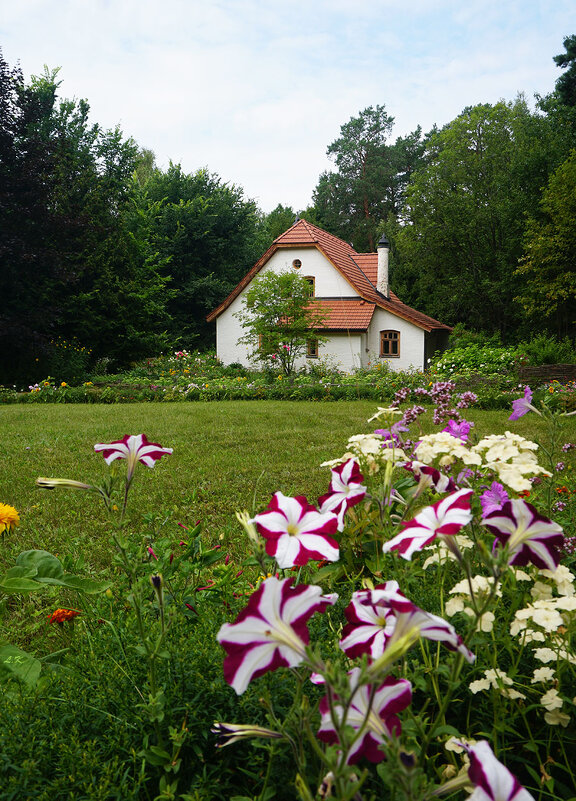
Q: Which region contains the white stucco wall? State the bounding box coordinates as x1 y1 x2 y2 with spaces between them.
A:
365 308 425 371
214 248 426 373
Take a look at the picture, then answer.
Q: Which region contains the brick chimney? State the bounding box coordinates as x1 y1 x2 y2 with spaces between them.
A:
376 234 390 297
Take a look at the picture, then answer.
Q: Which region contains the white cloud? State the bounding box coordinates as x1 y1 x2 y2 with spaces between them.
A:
2 0 575 210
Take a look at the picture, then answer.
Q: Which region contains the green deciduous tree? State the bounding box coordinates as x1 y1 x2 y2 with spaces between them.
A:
515 149 576 338
392 98 564 339
235 271 327 375
132 164 266 349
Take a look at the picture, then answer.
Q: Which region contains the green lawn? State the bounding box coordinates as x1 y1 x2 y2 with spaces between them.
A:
1 401 574 569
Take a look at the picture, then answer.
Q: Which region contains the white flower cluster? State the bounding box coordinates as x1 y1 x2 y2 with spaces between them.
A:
445 574 500 633
472 432 551 492
414 431 552 492
509 566 576 727
469 668 526 700
414 432 482 468
322 433 406 475
422 535 474 569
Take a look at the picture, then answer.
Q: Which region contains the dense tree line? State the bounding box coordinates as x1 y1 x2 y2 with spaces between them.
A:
1 37 575 385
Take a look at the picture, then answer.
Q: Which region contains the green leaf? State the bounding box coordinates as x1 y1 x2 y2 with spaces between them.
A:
0 645 42 687
15 550 65 580
0 577 44 593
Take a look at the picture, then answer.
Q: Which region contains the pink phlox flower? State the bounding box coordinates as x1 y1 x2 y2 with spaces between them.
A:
382 488 473 560
403 461 457 494
340 581 475 664
252 491 339 568
442 419 473 441
317 668 412 764
318 458 367 531
217 576 337 694
459 740 535 801
480 482 510 517
94 434 173 482
509 386 534 421
482 499 564 571
456 391 478 409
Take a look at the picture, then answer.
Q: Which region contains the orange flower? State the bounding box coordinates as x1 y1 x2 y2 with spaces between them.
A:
517 490 531 498
48 608 81 625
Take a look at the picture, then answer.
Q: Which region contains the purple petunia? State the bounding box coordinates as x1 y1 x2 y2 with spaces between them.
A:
509 386 534 421
480 482 510 517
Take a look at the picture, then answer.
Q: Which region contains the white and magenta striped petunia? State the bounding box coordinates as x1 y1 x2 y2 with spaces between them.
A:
317 668 412 763
459 740 535 801
482 499 564 571
340 581 475 664
217 576 337 695
94 434 173 482
339 581 409 659
382 488 473 560
252 491 339 568
318 458 367 531
403 461 457 494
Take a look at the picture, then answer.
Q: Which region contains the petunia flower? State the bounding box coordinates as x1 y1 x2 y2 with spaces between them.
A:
211 722 285 748
252 491 339 568
382 488 473 560
317 668 412 764
340 582 475 665
509 386 538 422
458 740 535 801
443 419 473 441
94 434 173 483
482 499 564 571
480 482 509 517
403 461 457 494
217 576 337 694
318 459 367 531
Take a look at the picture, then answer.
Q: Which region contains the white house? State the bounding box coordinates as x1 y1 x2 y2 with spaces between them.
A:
206 219 451 372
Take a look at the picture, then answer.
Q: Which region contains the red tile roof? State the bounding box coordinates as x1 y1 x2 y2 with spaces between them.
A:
311 299 375 330
207 219 450 332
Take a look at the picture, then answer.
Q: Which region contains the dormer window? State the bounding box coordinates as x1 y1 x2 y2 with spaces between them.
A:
304 276 315 296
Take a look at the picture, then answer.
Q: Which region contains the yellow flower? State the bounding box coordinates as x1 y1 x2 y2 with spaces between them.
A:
61 382 67 387
0 503 20 533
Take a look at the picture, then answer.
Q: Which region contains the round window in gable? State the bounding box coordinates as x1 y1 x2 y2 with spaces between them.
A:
292 259 302 269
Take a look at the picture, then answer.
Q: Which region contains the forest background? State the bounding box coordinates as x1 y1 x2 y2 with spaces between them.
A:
1 36 576 387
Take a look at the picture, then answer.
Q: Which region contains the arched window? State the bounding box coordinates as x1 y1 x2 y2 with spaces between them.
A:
380 330 400 358
304 276 315 296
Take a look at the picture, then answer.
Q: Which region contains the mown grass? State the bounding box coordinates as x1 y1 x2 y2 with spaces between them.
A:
2 401 574 571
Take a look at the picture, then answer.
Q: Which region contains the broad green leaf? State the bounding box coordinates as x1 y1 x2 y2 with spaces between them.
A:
0 577 44 593
0 645 41 687
57 576 111 594
16 550 65 580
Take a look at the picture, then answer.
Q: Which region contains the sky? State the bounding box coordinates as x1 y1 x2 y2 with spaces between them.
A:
2 0 575 213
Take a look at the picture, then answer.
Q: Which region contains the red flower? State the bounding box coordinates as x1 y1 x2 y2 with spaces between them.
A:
48 608 81 625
